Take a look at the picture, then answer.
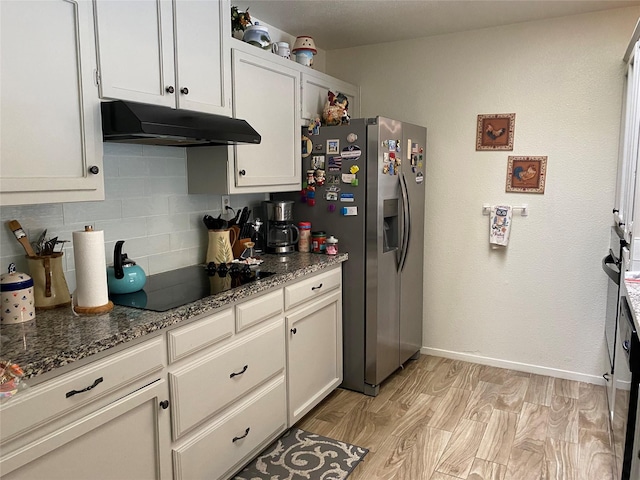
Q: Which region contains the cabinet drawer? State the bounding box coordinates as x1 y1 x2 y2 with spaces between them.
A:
169 319 284 439
167 308 234 363
235 289 283 332
0 336 165 444
284 267 341 311
173 376 286 480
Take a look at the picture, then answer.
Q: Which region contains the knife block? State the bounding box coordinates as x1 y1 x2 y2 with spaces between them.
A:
233 238 252 259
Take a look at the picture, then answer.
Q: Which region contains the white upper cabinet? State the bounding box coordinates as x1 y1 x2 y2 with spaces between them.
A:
231 48 301 191
300 69 360 124
0 0 104 206
187 44 301 194
94 0 231 116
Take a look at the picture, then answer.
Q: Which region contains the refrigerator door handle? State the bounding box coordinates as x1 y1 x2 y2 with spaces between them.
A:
399 173 411 272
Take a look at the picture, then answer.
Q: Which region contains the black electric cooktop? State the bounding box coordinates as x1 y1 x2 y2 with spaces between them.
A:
110 264 275 312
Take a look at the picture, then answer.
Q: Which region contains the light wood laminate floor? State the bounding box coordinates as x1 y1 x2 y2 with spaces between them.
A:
297 355 614 480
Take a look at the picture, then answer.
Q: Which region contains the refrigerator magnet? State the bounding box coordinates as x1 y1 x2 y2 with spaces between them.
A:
341 173 355 184
388 140 396 151
302 135 312 158
328 156 342 172
416 172 424 184
327 139 340 154
325 191 338 201
341 145 361 161
327 175 340 185
312 155 325 169
383 152 389 162
349 165 360 174
347 133 358 143
341 206 358 216
340 193 355 202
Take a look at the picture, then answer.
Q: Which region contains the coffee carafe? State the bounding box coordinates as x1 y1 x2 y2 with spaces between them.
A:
264 200 299 254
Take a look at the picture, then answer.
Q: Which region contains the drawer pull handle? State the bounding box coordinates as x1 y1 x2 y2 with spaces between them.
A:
311 283 323 291
159 400 170 410
66 377 103 398
232 427 250 443
230 365 248 378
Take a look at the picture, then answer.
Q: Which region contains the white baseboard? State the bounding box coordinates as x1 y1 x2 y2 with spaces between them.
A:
420 347 607 386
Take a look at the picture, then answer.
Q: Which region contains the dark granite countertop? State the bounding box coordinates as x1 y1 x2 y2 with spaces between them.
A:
625 276 640 325
0 253 347 381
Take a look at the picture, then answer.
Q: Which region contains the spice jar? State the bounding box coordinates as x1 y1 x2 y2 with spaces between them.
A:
298 222 312 252
326 235 339 255
311 231 326 253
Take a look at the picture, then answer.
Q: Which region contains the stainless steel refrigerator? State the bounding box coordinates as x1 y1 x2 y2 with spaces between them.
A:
275 117 426 396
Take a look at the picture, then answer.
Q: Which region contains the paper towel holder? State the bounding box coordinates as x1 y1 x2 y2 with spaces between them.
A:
72 225 114 315
482 204 528 217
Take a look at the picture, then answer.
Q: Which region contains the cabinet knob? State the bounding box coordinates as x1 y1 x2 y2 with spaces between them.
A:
165 86 175 94
239 169 246 176
619 222 626 227
159 400 169 410
180 87 189 95
291 327 297 334
88 165 100 175
613 208 620 214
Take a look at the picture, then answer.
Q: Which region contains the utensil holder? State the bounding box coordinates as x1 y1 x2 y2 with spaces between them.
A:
206 229 237 264
27 253 71 309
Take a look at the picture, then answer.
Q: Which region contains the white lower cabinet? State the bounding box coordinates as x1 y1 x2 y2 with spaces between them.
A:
1 379 171 480
0 265 344 480
0 336 170 480
167 289 287 480
172 376 286 480
286 288 343 425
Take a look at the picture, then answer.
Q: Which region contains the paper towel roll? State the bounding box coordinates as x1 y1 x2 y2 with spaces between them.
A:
73 228 110 309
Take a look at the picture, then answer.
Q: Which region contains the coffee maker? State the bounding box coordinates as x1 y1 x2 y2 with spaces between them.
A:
263 200 299 254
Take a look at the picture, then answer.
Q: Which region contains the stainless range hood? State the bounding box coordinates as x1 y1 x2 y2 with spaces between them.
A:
101 100 261 147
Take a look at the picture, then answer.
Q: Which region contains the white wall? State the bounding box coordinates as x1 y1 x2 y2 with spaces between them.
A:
326 8 640 382
0 143 266 293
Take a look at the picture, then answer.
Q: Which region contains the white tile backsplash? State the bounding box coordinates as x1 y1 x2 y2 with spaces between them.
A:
0 145 268 285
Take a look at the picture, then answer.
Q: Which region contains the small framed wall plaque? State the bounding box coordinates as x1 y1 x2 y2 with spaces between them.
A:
506 156 547 194
476 113 515 151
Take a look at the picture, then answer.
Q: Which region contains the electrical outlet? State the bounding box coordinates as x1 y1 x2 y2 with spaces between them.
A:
221 195 231 210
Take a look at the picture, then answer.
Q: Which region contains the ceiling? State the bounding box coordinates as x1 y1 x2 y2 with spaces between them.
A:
242 0 640 50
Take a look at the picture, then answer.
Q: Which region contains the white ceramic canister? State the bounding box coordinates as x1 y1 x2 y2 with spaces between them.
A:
1 263 36 324
272 41 291 59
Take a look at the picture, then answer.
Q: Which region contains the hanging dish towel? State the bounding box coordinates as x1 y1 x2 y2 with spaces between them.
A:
490 205 512 247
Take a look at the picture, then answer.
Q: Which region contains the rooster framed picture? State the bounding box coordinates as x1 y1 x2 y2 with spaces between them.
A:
506 156 547 194
476 113 515 150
